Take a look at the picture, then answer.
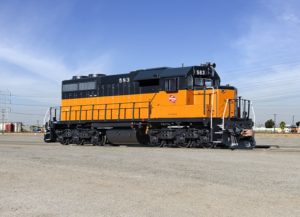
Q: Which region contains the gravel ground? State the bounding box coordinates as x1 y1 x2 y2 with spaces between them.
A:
0 134 299 217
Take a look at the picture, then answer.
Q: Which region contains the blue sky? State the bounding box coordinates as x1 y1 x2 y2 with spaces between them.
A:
0 0 299 125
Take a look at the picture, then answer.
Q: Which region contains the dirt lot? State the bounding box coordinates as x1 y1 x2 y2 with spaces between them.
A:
0 134 299 217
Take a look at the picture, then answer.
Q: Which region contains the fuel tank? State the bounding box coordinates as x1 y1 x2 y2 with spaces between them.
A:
106 129 149 145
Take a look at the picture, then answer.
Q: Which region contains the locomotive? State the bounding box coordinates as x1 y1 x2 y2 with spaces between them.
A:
44 63 256 149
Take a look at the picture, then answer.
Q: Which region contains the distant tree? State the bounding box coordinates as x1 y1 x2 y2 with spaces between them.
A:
296 121 300 127
279 121 286 131
265 119 275 128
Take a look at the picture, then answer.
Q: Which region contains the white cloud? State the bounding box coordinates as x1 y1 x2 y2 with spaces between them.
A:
0 45 71 82
281 13 300 24
231 0 300 124
0 45 113 124
73 53 114 76
0 1 115 124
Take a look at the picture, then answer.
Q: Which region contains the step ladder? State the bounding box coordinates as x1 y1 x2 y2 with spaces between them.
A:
212 125 224 144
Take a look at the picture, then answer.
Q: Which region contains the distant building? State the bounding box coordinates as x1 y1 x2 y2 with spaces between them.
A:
0 122 23 133
286 125 298 133
253 127 281 133
254 126 300 134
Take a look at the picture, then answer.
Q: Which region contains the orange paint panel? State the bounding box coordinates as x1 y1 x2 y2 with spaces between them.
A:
60 89 237 121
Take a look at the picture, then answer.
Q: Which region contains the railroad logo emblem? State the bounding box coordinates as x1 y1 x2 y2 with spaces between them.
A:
168 95 176 103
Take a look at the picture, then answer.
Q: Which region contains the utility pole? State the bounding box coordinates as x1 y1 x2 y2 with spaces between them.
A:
37 120 40 132
0 90 11 134
1 109 5 134
273 113 277 133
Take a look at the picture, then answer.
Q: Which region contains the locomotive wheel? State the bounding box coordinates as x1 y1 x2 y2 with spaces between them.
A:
202 142 214 148
185 140 192 148
80 140 85 146
63 138 70 145
92 135 105 146
160 140 166 148
100 135 106 146
75 139 84 146
179 140 188 148
190 140 198 148
91 138 98 146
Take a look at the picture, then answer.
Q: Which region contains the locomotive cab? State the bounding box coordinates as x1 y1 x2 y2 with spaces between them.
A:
183 64 255 148
187 64 220 89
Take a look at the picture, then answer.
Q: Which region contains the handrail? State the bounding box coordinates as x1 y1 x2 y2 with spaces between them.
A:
43 108 50 128
222 99 229 130
209 87 215 141
57 101 152 121
204 87 215 134
251 102 256 127
60 101 150 108
222 98 253 130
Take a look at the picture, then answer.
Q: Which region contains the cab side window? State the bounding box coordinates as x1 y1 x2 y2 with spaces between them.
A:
165 78 178 92
187 75 193 89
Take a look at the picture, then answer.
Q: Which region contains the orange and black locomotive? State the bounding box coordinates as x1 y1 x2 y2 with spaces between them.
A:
44 63 255 149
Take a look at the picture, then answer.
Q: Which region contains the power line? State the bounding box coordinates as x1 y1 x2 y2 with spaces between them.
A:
223 62 300 78
10 103 52 108
0 93 58 100
10 112 45 116
222 54 300 74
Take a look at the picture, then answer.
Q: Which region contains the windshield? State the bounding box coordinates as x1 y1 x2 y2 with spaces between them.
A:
205 80 212 87
194 78 212 87
194 78 204 86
